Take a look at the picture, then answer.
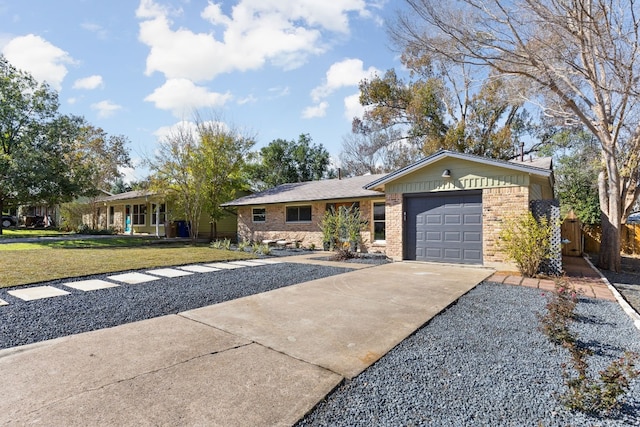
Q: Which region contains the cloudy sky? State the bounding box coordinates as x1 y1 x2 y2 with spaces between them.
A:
1 0 403 181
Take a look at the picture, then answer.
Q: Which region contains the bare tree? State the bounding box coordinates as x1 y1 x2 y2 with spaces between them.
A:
339 128 422 176
392 0 640 271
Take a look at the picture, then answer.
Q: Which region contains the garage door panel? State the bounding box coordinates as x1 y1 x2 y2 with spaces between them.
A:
406 192 482 264
444 214 461 225
444 231 461 242
425 231 441 242
464 213 481 224
463 231 481 242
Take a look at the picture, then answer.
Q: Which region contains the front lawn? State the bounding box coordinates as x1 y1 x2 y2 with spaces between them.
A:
0 244 255 288
0 229 73 239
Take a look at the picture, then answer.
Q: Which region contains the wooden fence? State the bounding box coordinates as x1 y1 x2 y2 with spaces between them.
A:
563 222 640 255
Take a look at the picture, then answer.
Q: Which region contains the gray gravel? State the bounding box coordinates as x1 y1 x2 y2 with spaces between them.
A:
297 282 640 426
2 258 639 425
0 262 353 349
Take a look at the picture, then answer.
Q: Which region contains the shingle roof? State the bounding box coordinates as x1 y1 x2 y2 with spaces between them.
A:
222 174 387 207
97 190 156 202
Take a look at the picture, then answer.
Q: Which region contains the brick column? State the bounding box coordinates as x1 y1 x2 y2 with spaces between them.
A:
385 193 403 260
483 186 529 265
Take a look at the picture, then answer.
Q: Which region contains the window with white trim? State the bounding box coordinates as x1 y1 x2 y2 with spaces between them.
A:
286 205 312 222
252 207 266 223
132 204 147 225
373 202 385 241
151 203 166 225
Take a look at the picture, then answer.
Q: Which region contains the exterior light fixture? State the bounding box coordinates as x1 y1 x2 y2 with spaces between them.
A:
442 169 451 178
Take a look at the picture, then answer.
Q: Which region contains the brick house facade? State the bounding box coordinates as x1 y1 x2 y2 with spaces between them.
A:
225 150 554 269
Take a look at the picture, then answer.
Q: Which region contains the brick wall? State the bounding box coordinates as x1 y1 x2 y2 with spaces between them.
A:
237 200 378 251
385 193 404 260
482 186 530 265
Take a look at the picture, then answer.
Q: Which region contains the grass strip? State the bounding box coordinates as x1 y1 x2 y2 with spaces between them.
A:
0 246 255 288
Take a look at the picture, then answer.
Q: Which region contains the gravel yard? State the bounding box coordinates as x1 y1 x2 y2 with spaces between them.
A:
0 262 353 349
1 256 639 426
297 282 640 426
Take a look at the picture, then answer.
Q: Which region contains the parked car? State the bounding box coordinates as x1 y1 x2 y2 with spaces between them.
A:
2 215 17 228
627 212 640 223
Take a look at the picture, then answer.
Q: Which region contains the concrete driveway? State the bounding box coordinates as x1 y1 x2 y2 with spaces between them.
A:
0 260 491 426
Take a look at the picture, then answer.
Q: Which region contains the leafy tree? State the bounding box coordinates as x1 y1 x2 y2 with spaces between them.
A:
352 63 532 160
0 56 76 233
392 0 640 271
248 134 333 190
551 130 601 225
148 114 254 242
72 122 131 196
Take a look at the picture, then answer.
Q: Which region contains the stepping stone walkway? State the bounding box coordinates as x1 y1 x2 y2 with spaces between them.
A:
8 286 70 301
109 272 162 285
146 268 193 278
0 260 284 306
64 279 120 292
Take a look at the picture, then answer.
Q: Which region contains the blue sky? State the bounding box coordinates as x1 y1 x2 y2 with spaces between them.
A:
0 0 403 182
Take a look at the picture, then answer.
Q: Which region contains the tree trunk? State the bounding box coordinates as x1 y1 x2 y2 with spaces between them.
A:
597 156 622 272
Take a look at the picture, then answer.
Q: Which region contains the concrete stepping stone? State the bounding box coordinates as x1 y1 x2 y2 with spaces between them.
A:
0 299 8 306
178 265 220 273
146 268 194 278
227 261 262 267
108 272 161 285
64 279 120 292
241 259 282 265
203 263 244 269
8 286 70 301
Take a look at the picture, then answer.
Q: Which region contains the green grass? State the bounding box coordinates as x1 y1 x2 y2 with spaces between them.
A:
0 243 256 288
0 229 73 239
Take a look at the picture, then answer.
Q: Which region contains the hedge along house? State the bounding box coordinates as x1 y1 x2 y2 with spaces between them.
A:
222 174 388 251
224 150 555 269
83 190 238 239
364 150 555 268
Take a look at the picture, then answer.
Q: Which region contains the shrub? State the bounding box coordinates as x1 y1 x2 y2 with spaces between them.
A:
211 238 232 251
499 211 553 277
320 206 368 256
540 279 640 415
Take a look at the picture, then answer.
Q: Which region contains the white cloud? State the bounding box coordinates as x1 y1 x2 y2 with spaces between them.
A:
2 34 74 90
344 92 364 121
144 78 232 117
302 101 329 119
81 22 108 40
310 58 380 102
68 97 78 105
73 75 104 90
91 100 122 118
136 0 374 82
237 94 257 105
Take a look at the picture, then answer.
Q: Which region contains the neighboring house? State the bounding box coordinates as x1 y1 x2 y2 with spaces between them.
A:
224 150 555 269
82 190 238 239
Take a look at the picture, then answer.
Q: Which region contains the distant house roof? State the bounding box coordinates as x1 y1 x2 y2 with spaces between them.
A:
97 190 157 203
365 150 553 191
222 174 387 207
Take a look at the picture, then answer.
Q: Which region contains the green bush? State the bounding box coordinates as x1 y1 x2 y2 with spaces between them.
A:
319 205 368 256
499 211 553 277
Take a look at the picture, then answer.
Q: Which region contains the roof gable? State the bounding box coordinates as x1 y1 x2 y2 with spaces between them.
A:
365 150 553 191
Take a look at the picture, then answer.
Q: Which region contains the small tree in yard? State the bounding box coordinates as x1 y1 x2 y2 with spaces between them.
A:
319 206 368 260
499 211 553 277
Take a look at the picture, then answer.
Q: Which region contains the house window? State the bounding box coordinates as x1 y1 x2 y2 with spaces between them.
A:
373 202 386 241
252 207 266 223
151 203 166 225
109 206 114 226
286 205 312 222
132 204 147 225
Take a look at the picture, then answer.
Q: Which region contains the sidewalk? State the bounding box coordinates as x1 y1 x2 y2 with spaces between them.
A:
0 260 491 426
